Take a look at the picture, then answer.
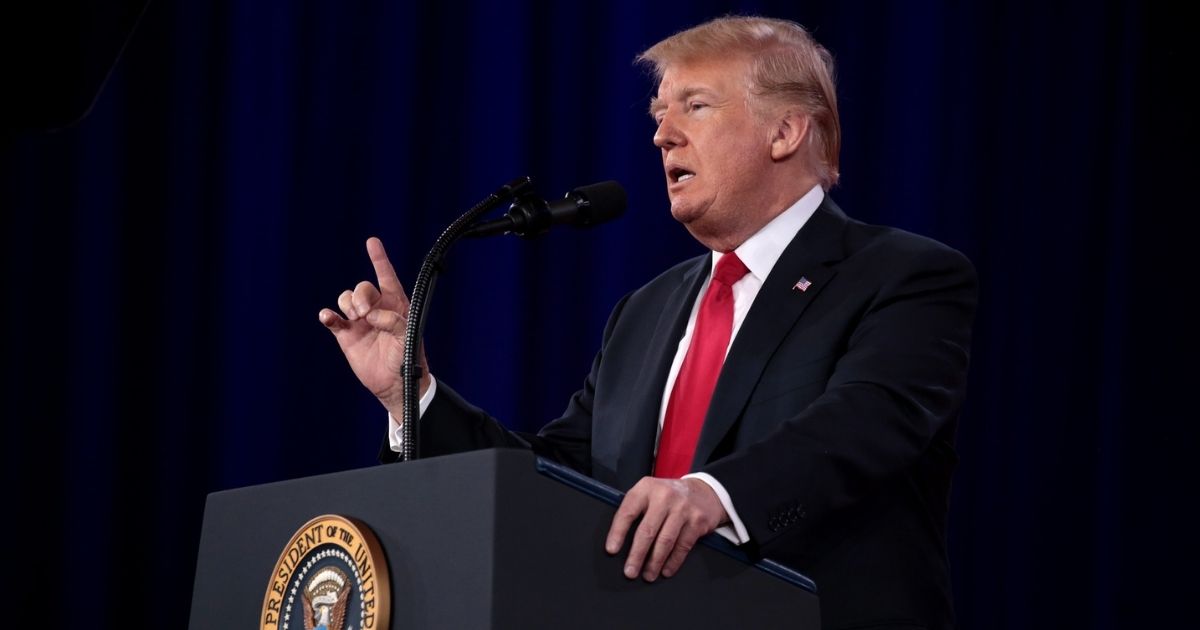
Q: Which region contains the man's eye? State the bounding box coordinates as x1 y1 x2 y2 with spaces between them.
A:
689 102 707 112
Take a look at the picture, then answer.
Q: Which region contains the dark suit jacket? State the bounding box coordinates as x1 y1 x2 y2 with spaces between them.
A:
385 197 977 630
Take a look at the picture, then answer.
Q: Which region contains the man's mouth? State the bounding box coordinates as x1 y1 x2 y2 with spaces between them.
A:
669 167 695 183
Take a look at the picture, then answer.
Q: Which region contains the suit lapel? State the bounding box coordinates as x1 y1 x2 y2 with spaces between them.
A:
613 255 710 490
690 200 849 469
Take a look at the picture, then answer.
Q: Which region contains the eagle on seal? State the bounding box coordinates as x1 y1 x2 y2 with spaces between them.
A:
302 566 350 630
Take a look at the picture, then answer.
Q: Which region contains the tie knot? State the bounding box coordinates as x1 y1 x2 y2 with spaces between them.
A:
713 252 749 287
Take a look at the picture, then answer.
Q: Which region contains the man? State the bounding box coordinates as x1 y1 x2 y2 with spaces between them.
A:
320 16 976 629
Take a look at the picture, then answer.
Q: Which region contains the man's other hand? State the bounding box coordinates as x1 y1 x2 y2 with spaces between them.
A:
605 477 727 582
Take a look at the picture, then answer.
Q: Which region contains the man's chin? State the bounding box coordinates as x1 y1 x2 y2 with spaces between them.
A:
669 202 704 225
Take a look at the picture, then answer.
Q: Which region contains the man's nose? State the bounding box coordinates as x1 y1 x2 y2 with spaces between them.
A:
653 115 684 149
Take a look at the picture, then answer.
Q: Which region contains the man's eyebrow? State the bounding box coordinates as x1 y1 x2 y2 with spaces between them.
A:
648 96 665 117
648 87 716 117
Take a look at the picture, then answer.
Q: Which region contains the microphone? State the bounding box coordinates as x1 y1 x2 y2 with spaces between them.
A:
462 180 627 238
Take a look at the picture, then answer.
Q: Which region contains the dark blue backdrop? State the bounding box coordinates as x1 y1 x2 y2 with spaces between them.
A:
2 0 1192 626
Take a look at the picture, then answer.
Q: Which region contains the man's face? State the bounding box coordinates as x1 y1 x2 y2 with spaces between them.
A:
651 56 778 247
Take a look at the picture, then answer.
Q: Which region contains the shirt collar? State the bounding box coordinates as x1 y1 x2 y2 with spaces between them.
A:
712 184 825 282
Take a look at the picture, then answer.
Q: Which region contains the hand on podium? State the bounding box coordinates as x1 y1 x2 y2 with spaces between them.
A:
605 477 728 582
319 236 431 418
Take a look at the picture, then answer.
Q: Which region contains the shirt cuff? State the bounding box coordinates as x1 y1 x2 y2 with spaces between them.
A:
387 375 438 452
682 471 750 545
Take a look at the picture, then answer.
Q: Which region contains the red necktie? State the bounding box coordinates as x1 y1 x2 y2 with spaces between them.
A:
654 252 750 478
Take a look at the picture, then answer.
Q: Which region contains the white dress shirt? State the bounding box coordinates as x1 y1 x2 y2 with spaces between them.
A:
389 184 825 545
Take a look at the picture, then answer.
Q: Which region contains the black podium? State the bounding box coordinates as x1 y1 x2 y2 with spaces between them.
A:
190 448 819 628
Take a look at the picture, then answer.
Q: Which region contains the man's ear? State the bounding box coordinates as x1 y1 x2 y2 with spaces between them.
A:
770 110 810 161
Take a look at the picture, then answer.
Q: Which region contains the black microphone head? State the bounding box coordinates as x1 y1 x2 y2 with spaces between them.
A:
568 181 627 227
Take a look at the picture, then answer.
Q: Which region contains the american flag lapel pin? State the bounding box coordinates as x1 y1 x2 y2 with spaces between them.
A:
793 276 812 292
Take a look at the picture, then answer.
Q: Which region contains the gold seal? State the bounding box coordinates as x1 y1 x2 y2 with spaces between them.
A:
260 515 390 630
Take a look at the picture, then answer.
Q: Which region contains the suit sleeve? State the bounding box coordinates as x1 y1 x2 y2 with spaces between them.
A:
699 243 978 549
379 293 635 476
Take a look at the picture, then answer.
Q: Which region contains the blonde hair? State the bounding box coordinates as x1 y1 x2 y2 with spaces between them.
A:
637 16 841 189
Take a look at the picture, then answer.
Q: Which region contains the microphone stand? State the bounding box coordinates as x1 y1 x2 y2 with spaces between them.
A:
399 176 534 462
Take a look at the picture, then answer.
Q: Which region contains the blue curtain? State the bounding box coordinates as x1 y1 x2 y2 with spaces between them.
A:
1 0 1190 626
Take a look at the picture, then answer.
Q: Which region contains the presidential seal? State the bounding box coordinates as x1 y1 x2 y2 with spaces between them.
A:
261 515 390 630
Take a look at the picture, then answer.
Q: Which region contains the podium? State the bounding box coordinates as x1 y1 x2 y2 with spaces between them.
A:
190 448 819 628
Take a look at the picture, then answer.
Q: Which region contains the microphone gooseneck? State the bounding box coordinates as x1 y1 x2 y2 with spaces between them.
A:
400 177 625 462
400 176 534 461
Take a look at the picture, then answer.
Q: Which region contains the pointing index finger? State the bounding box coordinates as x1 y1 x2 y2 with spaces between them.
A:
366 237 406 300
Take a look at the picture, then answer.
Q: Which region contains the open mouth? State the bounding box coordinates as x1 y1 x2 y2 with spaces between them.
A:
669 167 695 183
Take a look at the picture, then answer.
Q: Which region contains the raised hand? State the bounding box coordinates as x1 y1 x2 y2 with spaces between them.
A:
319 237 430 417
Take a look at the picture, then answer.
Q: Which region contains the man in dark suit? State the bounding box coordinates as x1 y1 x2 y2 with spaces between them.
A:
320 16 976 630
